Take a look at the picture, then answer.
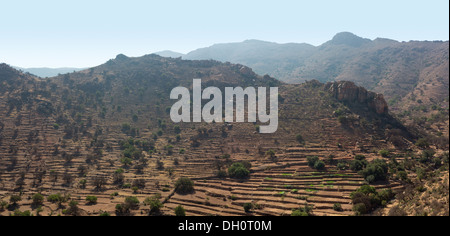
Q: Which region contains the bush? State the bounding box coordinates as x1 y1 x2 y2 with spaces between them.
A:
175 205 186 216
307 156 326 170
333 203 343 212
228 163 250 179
32 193 44 206
314 161 326 170
99 211 111 216
306 156 319 168
337 162 348 170
9 195 22 205
217 170 227 179
291 205 313 216
47 194 62 203
378 150 390 158
243 203 253 213
351 185 394 215
415 138 430 149
353 203 367 215
175 178 195 194
145 195 163 213
350 159 367 171
124 196 140 210
420 149 436 164
132 114 139 122
86 196 98 205
13 210 32 216
296 134 305 144
359 159 388 183
397 171 408 181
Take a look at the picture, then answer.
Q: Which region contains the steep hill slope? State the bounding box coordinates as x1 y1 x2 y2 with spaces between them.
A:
0 57 434 216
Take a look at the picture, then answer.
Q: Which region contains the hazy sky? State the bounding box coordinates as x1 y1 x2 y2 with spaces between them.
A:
1 0 448 68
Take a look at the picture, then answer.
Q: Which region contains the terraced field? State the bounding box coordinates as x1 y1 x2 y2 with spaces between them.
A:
161 141 404 216
0 61 413 216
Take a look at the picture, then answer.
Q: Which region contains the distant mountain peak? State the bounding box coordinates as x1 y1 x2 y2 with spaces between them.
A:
115 54 130 61
330 32 371 47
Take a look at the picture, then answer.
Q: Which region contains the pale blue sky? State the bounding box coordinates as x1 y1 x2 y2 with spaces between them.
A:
1 0 448 68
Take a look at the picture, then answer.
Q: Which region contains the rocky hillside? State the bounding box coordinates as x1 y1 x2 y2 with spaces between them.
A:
0 56 439 216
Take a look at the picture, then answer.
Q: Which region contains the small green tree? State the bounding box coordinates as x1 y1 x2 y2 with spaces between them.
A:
175 177 195 194
145 195 163 214
86 196 98 205
174 205 186 216
378 150 390 158
32 193 44 207
243 203 253 213
228 163 250 179
9 195 22 205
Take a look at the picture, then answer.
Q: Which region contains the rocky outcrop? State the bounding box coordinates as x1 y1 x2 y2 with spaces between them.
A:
325 81 389 115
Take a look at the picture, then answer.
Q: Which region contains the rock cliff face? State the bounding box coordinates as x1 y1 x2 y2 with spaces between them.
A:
325 81 389 115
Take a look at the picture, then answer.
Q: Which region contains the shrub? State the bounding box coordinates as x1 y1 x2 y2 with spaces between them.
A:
145 195 163 213
351 185 394 215
217 170 227 179
124 196 140 210
353 203 367 215
333 203 343 212
121 123 131 133
291 205 313 216
378 150 390 158
397 171 408 181
9 195 22 205
307 156 325 170
243 203 253 213
0 201 8 211
175 205 186 216
296 134 305 144
306 156 319 167
13 210 32 216
65 200 80 216
350 159 367 171
420 149 436 163
120 157 133 166
132 114 139 122
47 194 62 203
99 211 111 216
359 159 388 183
86 196 98 205
32 193 44 206
314 161 326 170
415 138 430 149
228 163 250 179
337 162 348 170
175 177 195 194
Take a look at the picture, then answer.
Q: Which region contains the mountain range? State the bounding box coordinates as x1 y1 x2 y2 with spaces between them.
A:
181 33 449 113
